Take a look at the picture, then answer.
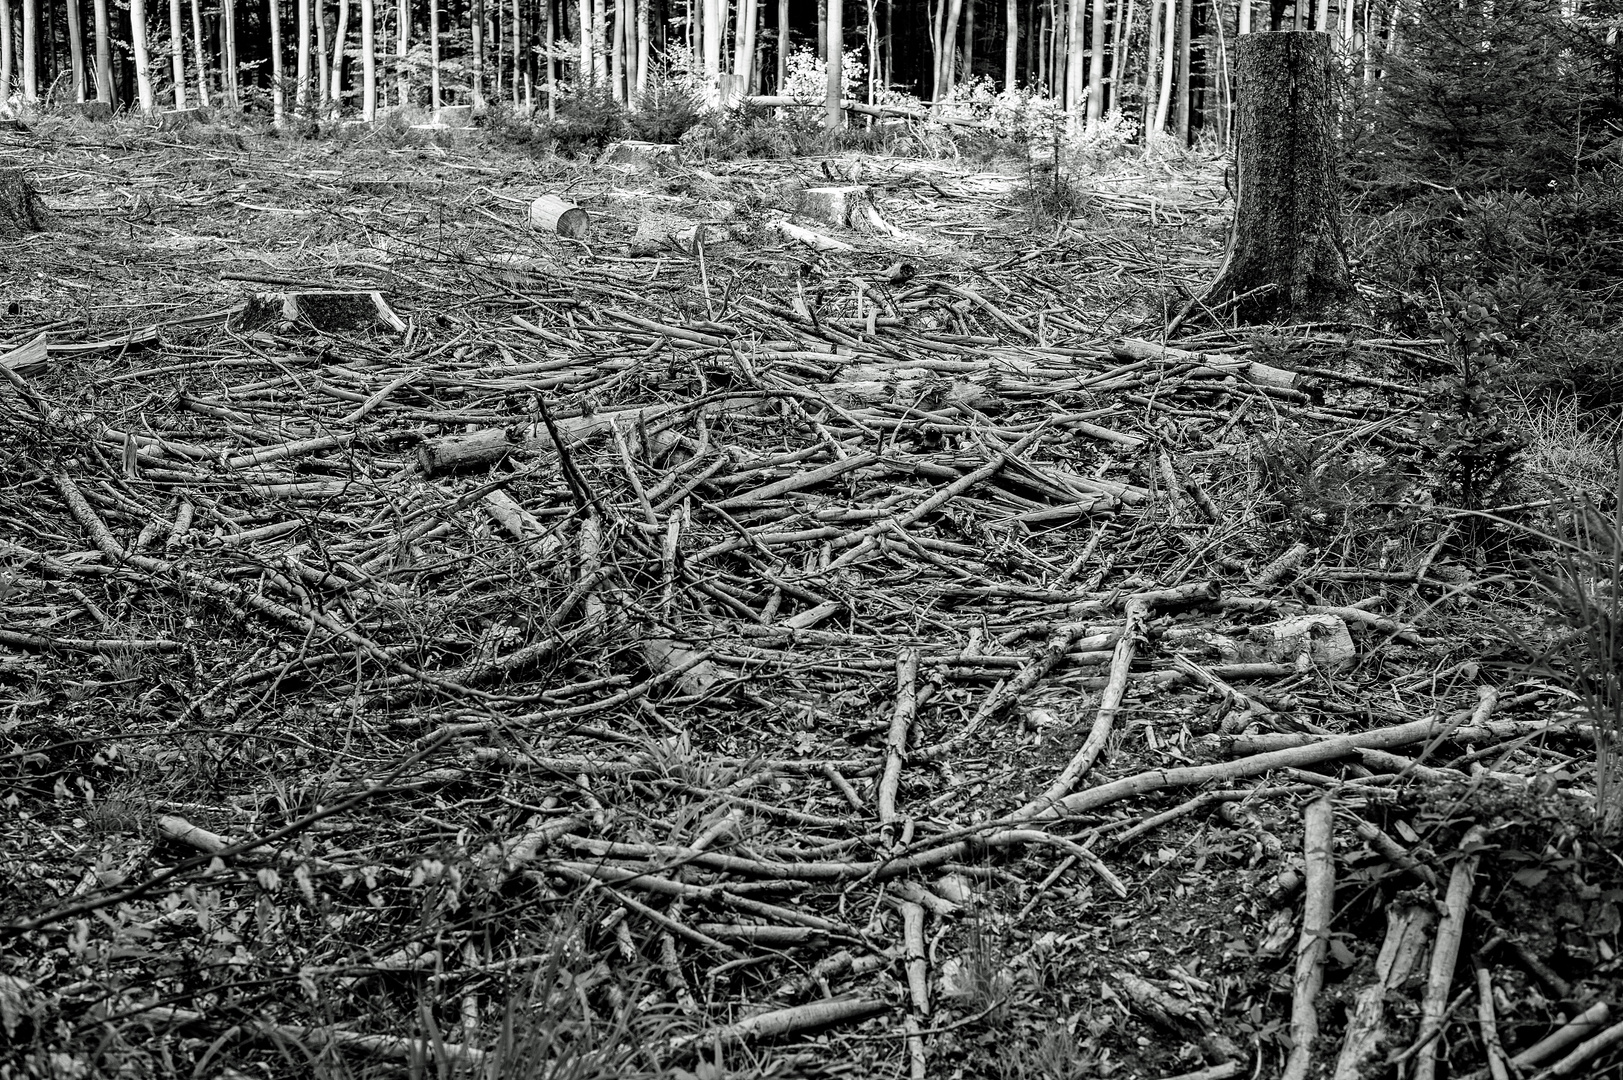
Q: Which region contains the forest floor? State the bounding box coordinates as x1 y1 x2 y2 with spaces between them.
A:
1 113 1620 1080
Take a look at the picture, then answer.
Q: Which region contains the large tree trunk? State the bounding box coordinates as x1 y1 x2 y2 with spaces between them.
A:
189 0 208 102
66 0 87 100
221 0 237 106
472 0 485 105
296 0 310 108
329 0 347 113
1003 0 1016 87
131 0 156 109
1 0 13 104
1142 0 1160 127
776 0 787 88
1173 0 1189 141
1204 31 1352 322
429 0 440 108
359 0 374 115
269 0 284 120
395 0 407 104
825 0 841 126
1085 0 1104 124
21 0 37 100
169 0 187 105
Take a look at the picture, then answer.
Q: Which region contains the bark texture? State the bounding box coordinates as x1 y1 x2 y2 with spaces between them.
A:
1206 31 1352 322
0 168 50 237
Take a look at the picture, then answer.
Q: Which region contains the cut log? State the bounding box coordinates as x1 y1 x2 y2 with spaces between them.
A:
237 290 408 334
1111 338 1302 390
0 168 50 237
417 429 515 476
0 333 49 376
155 107 211 130
1204 32 1353 323
602 140 682 168
529 195 590 240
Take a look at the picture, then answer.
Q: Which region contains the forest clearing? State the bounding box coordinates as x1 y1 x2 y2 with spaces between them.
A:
4 0 1623 1072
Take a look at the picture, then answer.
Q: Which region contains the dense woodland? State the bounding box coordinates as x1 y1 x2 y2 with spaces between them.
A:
0 0 1552 140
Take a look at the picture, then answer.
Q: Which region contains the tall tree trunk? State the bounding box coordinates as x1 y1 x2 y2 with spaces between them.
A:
471 0 484 104
737 0 758 95
1238 0 1249 32
315 0 328 104
1085 0 1103 125
629 0 642 89
1174 0 1190 142
962 0 974 83
494 0 502 99
937 0 963 98
775 0 786 88
0 0 12 102
296 0 309 107
512 0 520 106
1340 0 1351 40
577 0 589 76
360 0 374 114
610 0 622 98
394 0 407 103
592 0 605 78
1205 31 1350 320
543 0 553 114
1110 0 1133 113
1151 0 1172 132
169 0 186 105
92 0 113 100
701 0 719 85
270 0 285 118
1034 0 1046 90
825 0 840 125
1064 0 1083 120
1142 0 1159 126
66 0 87 99
20 0 35 100
1004 0 1016 87
816 0 825 58
130 0 155 108
329 0 347 112
188 0 207 101
222 0 237 105
865 0 876 101
1314 0 1326 29
428 0 439 107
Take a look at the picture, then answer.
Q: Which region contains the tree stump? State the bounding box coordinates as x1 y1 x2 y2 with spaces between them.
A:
1204 32 1352 323
0 168 49 238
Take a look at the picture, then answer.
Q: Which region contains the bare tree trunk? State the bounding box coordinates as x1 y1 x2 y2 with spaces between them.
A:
1064 0 1083 120
937 0 963 99
471 0 484 104
512 0 521 106
544 0 553 114
270 0 285 119
1151 0 1173 132
577 0 589 75
775 0 787 88
592 0 606 79
168 0 186 104
635 0 647 90
1238 0 1249 33
395 0 408 104
865 0 876 101
1142 0 1159 126
1004 0 1016 86
701 0 719 86
0 0 12 102
816 0 825 57
1173 0 1189 142
296 0 310 108
429 0 440 108
963 0 974 83
20 0 36 100
1034 0 1047 90
494 0 502 99
65 0 86 99
1085 0 1104 125
130 0 155 108
360 0 374 115
1110 0 1132 112
1314 0 1327 29
1205 31 1351 321
222 0 238 105
825 0 841 125
609 0 622 98
737 0 759 95
189 0 207 101
316 0 328 104
330 0 347 112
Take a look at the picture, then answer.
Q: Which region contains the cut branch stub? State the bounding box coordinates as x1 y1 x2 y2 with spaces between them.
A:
530 195 590 240
1204 31 1353 323
0 168 51 238
417 429 516 477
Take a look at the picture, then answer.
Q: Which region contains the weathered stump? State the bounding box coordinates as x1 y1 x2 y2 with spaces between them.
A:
237 290 407 334
0 168 50 238
1204 32 1352 323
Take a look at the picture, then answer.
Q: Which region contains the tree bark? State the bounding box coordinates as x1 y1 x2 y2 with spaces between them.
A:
221 0 237 105
1173 0 1189 141
592 0 606 79
1142 0 1159 126
1 0 13 104
429 0 440 108
1085 0 1104 125
1204 31 1352 322
360 0 374 115
396 0 408 105
776 0 787 88
1003 0 1016 87
189 0 207 102
315 0 328 104
825 0 841 126
329 0 347 113
472 0 485 105
169 0 186 105
131 0 155 109
0 167 49 236
66 0 87 100
296 0 310 108
269 0 284 120
21 0 36 100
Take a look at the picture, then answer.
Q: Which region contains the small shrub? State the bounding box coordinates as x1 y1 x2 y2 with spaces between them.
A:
536 83 628 156
629 76 704 144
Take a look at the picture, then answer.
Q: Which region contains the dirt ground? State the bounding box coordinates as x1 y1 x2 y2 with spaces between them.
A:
1 116 1619 1080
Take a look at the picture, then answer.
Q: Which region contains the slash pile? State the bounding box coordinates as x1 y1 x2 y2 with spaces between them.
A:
0 123 1617 1079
